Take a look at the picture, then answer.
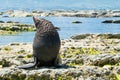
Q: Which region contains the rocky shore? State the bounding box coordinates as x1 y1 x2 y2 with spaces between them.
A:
0 34 120 80
0 21 35 35
0 10 120 17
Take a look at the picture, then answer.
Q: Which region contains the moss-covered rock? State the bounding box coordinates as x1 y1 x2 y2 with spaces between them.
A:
71 34 120 40
0 59 10 67
0 22 35 32
71 34 91 39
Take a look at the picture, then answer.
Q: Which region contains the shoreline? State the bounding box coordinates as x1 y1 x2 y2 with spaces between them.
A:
0 9 120 17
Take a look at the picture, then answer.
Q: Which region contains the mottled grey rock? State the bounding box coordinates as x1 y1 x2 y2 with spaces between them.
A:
84 54 120 66
0 66 114 80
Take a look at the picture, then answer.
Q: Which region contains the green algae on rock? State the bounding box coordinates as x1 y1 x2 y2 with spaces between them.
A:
0 23 35 32
0 22 36 35
64 47 100 55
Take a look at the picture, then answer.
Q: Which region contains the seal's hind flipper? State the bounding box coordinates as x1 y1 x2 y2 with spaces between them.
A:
18 57 37 69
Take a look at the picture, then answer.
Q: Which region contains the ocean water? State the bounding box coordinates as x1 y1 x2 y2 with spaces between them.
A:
0 0 120 11
0 17 120 45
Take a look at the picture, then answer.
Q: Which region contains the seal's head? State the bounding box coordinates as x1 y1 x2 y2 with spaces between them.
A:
33 16 60 33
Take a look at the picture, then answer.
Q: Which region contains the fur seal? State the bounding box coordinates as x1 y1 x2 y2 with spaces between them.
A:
18 16 61 69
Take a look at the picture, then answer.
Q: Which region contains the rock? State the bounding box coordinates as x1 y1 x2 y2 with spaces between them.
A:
102 20 120 24
26 14 33 17
6 21 14 23
113 20 120 23
0 66 115 80
72 21 82 24
113 66 120 74
0 59 10 67
0 12 4 15
0 22 35 32
0 21 4 23
0 10 120 17
6 10 32 17
9 42 20 46
102 20 113 23
71 34 91 39
10 60 21 65
6 21 20 23
84 54 120 66
2 15 9 17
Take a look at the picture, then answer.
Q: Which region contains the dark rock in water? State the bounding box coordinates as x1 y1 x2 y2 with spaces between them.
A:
2 16 9 17
102 20 120 24
2 14 9 17
9 42 20 46
6 21 14 23
0 21 5 23
6 21 19 23
113 20 120 23
72 21 82 24
102 20 113 23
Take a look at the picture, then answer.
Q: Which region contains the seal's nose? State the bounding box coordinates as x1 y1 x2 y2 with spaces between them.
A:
33 16 40 28
33 16 37 23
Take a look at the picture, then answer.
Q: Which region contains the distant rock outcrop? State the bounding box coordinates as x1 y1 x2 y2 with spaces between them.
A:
102 20 120 23
1 10 120 17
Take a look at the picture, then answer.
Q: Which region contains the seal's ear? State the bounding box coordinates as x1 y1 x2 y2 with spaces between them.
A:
33 16 39 28
54 27 60 31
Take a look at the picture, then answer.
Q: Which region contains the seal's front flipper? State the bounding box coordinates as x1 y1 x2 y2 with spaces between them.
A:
18 57 37 69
